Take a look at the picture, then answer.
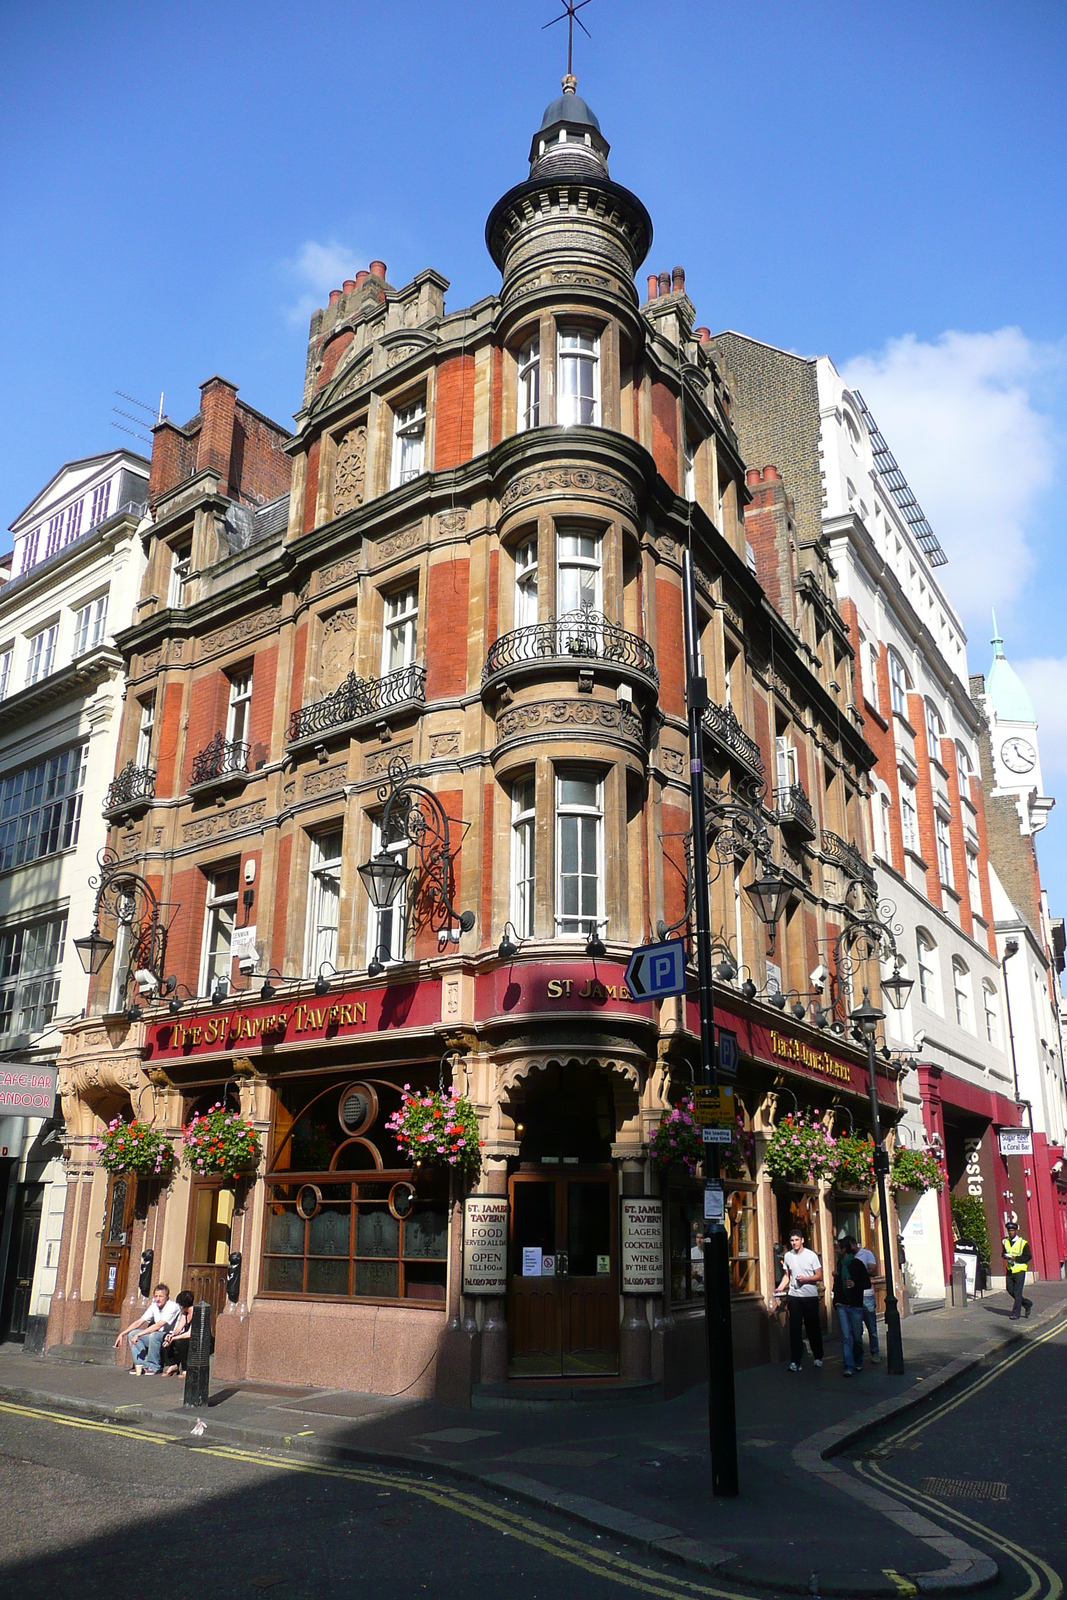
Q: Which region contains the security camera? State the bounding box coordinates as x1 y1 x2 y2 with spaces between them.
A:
238 954 257 975
809 964 828 992
134 969 158 997
913 1030 925 1052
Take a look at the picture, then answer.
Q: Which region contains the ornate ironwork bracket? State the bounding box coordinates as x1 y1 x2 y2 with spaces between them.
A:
375 754 475 934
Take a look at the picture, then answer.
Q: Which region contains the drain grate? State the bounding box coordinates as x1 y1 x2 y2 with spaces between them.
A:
921 1477 1009 1501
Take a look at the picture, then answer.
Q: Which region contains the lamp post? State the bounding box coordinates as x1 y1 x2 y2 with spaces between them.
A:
850 987 907 1376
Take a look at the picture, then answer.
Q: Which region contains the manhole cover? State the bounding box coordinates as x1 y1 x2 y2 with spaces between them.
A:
921 1478 1008 1501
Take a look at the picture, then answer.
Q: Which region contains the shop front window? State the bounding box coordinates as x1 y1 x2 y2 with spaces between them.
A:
669 1182 759 1302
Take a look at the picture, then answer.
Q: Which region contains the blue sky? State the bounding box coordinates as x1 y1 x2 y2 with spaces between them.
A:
1 1 1065 906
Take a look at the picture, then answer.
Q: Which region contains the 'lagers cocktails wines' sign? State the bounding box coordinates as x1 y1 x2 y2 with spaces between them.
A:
620 1197 663 1294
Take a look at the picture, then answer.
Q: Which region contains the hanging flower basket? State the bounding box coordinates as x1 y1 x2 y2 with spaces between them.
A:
651 1098 704 1173
182 1105 261 1179
92 1117 175 1178
890 1147 945 1195
765 1114 836 1186
831 1133 876 1191
385 1086 482 1174
721 1114 756 1180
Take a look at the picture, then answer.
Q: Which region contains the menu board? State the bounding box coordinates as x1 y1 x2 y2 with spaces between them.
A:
462 1196 508 1295
620 1197 664 1294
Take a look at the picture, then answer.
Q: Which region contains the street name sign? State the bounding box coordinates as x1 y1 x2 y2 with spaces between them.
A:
624 938 686 999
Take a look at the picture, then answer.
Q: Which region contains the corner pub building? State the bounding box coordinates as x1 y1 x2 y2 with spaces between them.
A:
47 80 903 1398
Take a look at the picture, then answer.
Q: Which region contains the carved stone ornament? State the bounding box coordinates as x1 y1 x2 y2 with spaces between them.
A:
498 1054 641 1096
139 649 161 677
496 699 645 747
320 607 359 691
320 552 362 591
168 639 185 663
365 741 412 777
436 509 467 536
660 748 686 777
551 270 609 287
429 731 461 759
120 828 142 860
499 467 638 518
509 276 543 299
335 354 371 399
283 780 297 802
333 424 367 515
304 765 345 798
182 800 266 843
200 607 282 659
375 523 422 562
387 344 421 368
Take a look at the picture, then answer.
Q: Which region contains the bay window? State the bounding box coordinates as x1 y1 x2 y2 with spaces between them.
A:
517 338 540 431
511 777 536 938
555 772 603 937
515 537 538 628
557 329 599 427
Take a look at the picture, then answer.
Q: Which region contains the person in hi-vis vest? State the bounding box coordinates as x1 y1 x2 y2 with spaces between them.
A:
1002 1219 1033 1320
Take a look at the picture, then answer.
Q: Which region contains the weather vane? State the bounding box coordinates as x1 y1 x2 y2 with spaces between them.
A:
543 0 592 80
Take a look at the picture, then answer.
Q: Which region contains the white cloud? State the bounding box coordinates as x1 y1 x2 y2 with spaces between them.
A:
841 329 1062 626
284 239 365 325
1015 657 1067 778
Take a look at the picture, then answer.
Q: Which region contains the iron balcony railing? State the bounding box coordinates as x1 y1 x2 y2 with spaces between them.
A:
189 733 250 788
288 663 427 745
104 760 156 813
823 829 876 889
774 783 817 837
482 612 658 688
702 699 765 777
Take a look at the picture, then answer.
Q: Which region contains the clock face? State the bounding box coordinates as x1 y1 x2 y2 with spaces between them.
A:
1001 737 1037 775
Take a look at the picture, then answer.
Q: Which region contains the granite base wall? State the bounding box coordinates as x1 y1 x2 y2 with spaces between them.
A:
244 1297 447 1395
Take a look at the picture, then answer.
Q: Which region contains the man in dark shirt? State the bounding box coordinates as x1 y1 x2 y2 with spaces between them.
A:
833 1236 871 1376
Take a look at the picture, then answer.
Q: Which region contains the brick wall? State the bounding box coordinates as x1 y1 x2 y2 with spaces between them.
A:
425 561 470 698
186 673 226 779
302 439 321 534
661 801 689 932
908 691 943 907
435 355 476 470
154 681 186 799
654 575 685 718
941 734 975 940
316 331 353 393
231 403 292 504
289 622 308 720
197 379 238 480
271 834 293 972
168 865 211 993
968 774 999 958
743 466 797 621
150 381 290 505
650 380 679 491
248 644 278 770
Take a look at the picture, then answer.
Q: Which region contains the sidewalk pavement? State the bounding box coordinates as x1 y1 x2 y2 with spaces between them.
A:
3 1283 1065 1596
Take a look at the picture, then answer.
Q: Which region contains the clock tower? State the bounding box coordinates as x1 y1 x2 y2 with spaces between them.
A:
983 613 1054 835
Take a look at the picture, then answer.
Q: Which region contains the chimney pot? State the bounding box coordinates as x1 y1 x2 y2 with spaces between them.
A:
763 465 781 481
355 270 369 286
646 273 658 300
672 265 685 292
369 260 387 280
657 271 671 296
746 468 761 487
342 279 356 294
695 326 710 343
328 289 342 307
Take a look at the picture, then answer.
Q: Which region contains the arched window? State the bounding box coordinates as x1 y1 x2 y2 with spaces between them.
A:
517 337 540 432
952 959 972 1031
888 650 911 716
916 930 939 1011
925 699 944 755
956 742 972 795
983 981 1000 1046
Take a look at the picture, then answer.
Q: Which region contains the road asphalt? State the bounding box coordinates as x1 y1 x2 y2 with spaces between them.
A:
2 1282 1064 1598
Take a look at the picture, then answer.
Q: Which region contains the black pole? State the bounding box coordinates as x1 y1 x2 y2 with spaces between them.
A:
682 548 738 1497
866 1036 905 1375
182 1300 212 1407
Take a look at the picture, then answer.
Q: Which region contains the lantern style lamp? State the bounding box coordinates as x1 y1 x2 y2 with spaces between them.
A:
880 960 914 1013
358 849 409 911
74 925 114 976
744 870 791 946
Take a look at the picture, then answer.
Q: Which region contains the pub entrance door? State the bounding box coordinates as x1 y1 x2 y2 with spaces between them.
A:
507 1170 619 1377
184 1182 235 1321
95 1173 136 1315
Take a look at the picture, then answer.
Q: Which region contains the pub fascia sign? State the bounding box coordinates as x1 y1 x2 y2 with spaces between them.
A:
769 1029 852 1086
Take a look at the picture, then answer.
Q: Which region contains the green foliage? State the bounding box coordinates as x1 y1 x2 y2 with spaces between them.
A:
765 1115 836 1185
832 1133 876 1191
385 1086 482 1174
92 1117 175 1177
889 1146 945 1195
183 1105 262 1178
951 1192 991 1264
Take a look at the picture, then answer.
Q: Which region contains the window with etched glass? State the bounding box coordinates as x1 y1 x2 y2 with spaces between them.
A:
25 624 58 686
0 744 87 871
263 1077 448 1302
199 866 240 996
367 812 409 965
381 584 418 675
511 777 536 938
391 399 426 487
555 772 603 937
515 536 538 627
73 592 108 656
0 912 66 1039
306 828 343 977
517 338 540 431
557 329 599 426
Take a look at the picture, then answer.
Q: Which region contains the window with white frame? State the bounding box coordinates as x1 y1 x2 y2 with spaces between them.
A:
925 700 944 756
555 772 603 937
956 743 972 796
900 779 919 853
775 736 798 793
916 931 939 1010
73 592 108 656
381 584 419 675
935 812 953 886
557 530 601 616
0 648 11 701
888 650 911 716
684 436 696 502
511 777 536 938
366 812 409 964
515 537 538 628
866 642 881 711
200 866 240 996
0 744 87 871
306 828 343 977
226 670 253 747
391 399 426 487
65 499 83 545
136 695 156 769
983 981 1000 1045
966 849 981 911
953 959 972 1030
0 912 66 1040
45 514 64 560
168 541 191 609
517 338 540 432
557 329 599 427
89 480 112 528
25 624 58 686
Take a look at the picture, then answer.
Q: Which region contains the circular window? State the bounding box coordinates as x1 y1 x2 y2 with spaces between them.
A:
338 1082 377 1136
297 1184 321 1220
389 1182 416 1220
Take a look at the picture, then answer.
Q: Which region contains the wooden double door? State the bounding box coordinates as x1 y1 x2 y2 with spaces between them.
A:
507 1170 619 1377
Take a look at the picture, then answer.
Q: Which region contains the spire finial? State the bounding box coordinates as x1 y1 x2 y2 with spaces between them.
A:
992 608 1005 657
543 0 592 82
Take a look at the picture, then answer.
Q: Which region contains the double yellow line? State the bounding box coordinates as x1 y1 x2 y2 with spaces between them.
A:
855 1312 1067 1600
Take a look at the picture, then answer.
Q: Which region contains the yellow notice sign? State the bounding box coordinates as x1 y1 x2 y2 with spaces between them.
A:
692 1086 735 1126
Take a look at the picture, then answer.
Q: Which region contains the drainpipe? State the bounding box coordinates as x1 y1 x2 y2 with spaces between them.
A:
1002 938 1021 1104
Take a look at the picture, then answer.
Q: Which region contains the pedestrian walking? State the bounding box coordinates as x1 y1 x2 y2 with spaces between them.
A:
1002 1220 1033 1320
774 1228 824 1370
833 1236 871 1376
850 1233 880 1359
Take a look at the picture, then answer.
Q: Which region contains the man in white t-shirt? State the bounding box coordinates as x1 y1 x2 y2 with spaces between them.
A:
114 1283 181 1375
774 1230 824 1370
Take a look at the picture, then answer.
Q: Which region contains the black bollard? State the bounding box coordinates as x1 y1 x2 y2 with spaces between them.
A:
182 1300 212 1408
